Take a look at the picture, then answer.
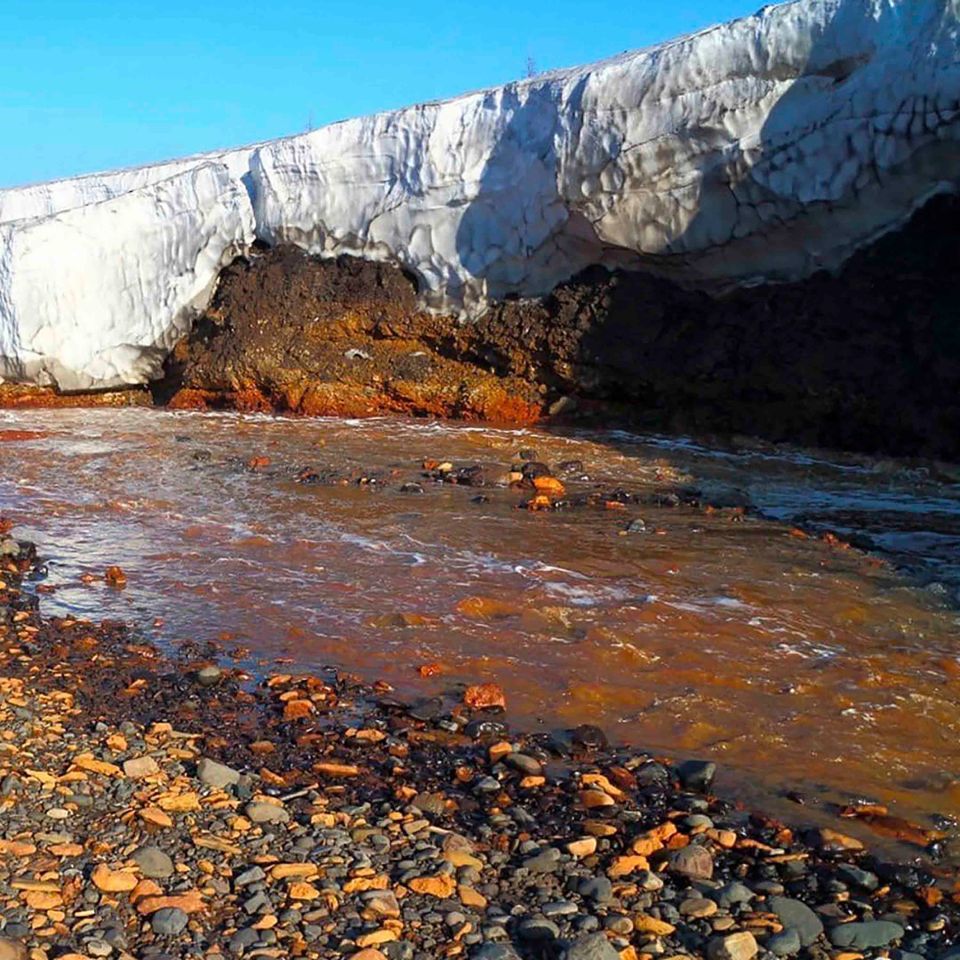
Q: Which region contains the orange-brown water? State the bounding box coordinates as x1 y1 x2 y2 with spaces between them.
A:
2 408 960 836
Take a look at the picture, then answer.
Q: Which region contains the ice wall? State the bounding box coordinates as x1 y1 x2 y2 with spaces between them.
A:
2 0 960 389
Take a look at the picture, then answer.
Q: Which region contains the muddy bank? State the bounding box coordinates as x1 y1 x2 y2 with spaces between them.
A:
1 526 960 959
152 192 960 461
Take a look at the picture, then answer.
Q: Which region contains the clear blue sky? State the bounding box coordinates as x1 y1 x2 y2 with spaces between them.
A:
1 0 761 189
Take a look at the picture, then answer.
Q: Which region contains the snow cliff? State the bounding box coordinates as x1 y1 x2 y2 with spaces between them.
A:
2 0 960 390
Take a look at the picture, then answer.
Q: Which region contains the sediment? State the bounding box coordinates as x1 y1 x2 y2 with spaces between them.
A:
0 525 958 959
157 192 960 461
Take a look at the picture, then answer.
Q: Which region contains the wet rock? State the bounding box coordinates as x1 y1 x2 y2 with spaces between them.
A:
829 920 905 950
676 759 717 792
504 753 542 776
407 698 443 721
768 896 824 946
571 724 608 750
198 757 241 788
464 718 508 740
836 863 879 890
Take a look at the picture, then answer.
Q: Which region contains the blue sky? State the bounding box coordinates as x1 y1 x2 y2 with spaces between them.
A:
1 0 761 189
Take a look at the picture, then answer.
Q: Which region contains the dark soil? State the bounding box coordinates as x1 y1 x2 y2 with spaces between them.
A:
158 193 960 461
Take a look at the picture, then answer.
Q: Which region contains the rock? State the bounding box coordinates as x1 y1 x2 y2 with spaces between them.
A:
565 837 597 858
836 863 879 891
523 847 561 873
151 907 189 936
245 801 289 823
767 929 802 956
562 934 620 960
464 683 506 711
133 845 175 879
677 759 717 792
196 666 222 686
198 757 241 788
504 753 542 776
668 843 714 880
518 916 561 941
712 882 754 908
122 755 160 778
91 862 138 892
768 896 824 947
470 946 521 960
0 939 28 960
571 724 608 750
829 921 905 950
464 717 508 739
578 876 613 903
706 932 759 960
680 897 718 918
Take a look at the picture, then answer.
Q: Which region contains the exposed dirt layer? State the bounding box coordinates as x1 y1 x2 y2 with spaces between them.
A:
0 384 151 410
159 193 960 460
155 251 542 424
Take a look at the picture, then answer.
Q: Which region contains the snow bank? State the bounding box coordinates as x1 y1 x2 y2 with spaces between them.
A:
2 0 960 388
0 163 254 389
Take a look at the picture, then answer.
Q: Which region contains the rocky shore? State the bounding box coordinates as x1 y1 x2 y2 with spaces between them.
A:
0 525 958 960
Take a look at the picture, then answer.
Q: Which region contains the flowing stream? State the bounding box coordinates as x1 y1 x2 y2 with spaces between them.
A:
2 408 960 836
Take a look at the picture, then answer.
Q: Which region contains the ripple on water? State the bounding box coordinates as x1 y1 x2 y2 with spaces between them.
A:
1 408 960 827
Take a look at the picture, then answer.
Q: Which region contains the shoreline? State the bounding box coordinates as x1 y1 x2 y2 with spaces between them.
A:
0 529 958 959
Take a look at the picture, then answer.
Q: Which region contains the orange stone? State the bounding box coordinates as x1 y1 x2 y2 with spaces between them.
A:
139 807 173 828
91 863 138 893
287 882 320 901
607 855 650 878
283 699 315 721
409 874 456 898
463 683 506 711
136 891 205 915
532 476 565 495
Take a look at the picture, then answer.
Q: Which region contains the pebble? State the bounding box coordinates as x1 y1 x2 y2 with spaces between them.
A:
766 928 803 956
198 756 241 788
680 896 718 918
562 933 621 960
123 755 160 778
706 931 759 960
669 843 714 880
151 908 189 936
677 759 717 792
0 940 27 960
828 920 905 949
768 896 824 946
245 801 289 823
133 845 175 879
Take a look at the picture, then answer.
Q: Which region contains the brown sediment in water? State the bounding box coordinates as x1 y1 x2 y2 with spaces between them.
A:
1 525 960 958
